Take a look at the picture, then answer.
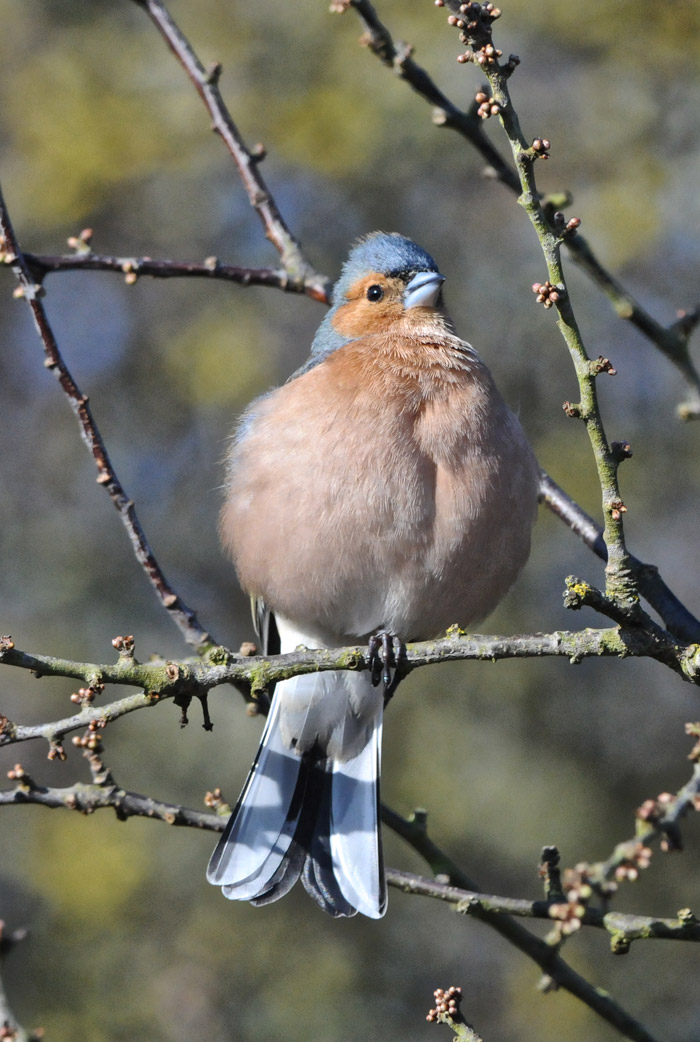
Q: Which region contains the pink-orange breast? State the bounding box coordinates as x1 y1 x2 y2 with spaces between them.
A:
221 328 539 644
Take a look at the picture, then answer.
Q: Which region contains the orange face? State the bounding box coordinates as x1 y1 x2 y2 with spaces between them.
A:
331 273 414 338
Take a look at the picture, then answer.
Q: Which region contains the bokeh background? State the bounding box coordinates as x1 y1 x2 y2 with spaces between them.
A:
1 1 700 1039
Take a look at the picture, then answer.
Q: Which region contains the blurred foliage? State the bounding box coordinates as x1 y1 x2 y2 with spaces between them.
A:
1 1 700 1041
29 814 150 922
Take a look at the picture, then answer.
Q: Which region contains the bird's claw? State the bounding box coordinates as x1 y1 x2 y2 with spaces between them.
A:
367 632 406 704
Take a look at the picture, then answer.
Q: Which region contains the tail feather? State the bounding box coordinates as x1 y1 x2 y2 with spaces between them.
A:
330 719 386 918
207 693 303 894
302 761 359 917
208 668 386 917
249 837 307 906
251 758 356 917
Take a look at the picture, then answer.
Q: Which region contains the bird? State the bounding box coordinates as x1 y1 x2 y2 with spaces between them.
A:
207 231 540 918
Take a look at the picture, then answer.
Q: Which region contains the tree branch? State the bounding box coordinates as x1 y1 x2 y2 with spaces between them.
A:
0 183 213 652
21 249 331 302
0 763 692 1042
6 0 698 649
129 0 330 298
1 4 698 1040
539 472 700 643
2 618 700 756
6 765 697 954
0 773 222 830
382 806 660 1042
346 0 519 191
340 0 700 414
385 868 700 945
438 4 641 614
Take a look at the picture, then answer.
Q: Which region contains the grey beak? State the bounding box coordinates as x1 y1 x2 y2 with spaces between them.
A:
404 270 445 310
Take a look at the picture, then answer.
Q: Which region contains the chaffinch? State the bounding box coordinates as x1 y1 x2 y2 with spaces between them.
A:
208 232 539 918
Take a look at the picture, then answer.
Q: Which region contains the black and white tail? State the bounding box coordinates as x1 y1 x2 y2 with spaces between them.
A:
208 655 386 918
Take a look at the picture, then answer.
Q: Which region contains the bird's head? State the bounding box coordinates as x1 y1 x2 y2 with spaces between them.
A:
310 232 447 359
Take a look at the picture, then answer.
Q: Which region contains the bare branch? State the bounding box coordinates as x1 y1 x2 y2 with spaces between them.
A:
22 250 331 302
439 7 639 610
0 4 698 1039
0 774 222 831
6 766 697 954
340 0 700 411
2 618 700 755
382 807 660 1042
539 472 700 642
386 868 700 944
0 184 213 652
563 235 700 418
0 623 693 705
590 756 700 891
3 714 697 1042
130 0 330 298
347 0 519 191
1 688 165 754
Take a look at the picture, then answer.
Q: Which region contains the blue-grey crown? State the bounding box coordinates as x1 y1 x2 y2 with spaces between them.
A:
305 232 441 368
333 232 440 304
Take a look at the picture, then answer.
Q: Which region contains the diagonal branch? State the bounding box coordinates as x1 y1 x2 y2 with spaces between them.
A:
539 472 700 642
0 768 682 1042
130 0 330 298
347 0 519 190
341 0 700 415
382 806 660 1042
0 184 213 652
3 767 698 958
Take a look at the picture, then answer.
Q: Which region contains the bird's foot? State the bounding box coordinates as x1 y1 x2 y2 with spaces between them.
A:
367 631 406 704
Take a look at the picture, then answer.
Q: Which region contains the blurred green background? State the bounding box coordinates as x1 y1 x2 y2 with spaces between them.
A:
2 1 700 1039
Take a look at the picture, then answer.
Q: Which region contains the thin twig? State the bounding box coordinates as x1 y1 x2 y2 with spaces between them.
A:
443 6 638 608
1 687 168 753
22 250 331 301
385 869 700 944
1 767 697 946
347 0 519 190
0 745 685 1042
0 775 223 830
0 184 213 652
539 472 700 642
382 807 661 1042
130 0 330 298
594 759 700 884
564 234 700 418
0 781 663 1042
386 753 700 955
343 0 700 412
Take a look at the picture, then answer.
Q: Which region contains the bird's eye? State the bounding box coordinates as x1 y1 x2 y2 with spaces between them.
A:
366 284 384 302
